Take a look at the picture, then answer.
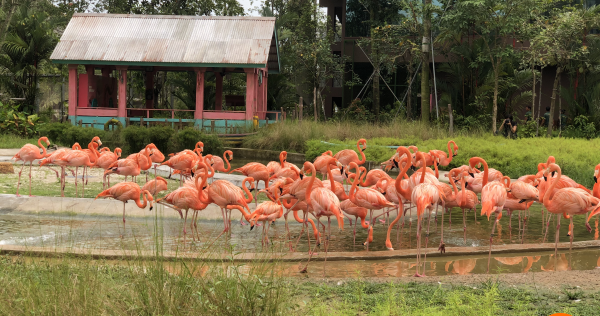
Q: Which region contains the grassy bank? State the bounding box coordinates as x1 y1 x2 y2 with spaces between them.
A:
1 254 599 315
246 121 600 188
0 134 40 149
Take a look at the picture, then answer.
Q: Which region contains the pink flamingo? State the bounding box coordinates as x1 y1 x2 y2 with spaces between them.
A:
340 199 369 245
313 150 334 178
105 145 152 184
334 139 367 167
96 147 122 188
142 176 168 196
411 152 442 277
95 182 153 237
348 162 395 250
469 157 507 273
299 161 344 273
196 162 255 239
448 169 479 244
39 143 82 197
384 146 413 250
542 163 598 256
12 136 50 196
231 162 269 206
429 140 459 166
60 140 100 197
145 143 165 182
249 188 284 245
211 150 233 173
161 143 202 185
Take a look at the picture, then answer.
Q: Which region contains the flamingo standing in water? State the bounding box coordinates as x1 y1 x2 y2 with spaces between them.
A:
340 199 369 245
541 163 598 256
448 169 479 244
429 140 459 167
383 146 413 251
95 182 153 237
347 162 395 250
469 157 507 273
298 161 344 273
12 137 50 196
249 188 285 245
196 162 255 239
410 152 441 277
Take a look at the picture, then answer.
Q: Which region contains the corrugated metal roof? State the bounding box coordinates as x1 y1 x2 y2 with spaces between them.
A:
51 13 279 71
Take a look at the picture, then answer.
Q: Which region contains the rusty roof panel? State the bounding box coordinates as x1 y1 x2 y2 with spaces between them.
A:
51 13 278 70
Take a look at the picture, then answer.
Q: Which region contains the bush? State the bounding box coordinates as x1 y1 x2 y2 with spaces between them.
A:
122 126 149 153
38 122 71 143
57 125 107 149
0 102 44 137
564 115 597 139
147 126 175 154
170 128 222 155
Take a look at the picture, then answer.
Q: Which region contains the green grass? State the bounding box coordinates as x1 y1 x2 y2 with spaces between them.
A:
0 134 40 149
1 254 599 315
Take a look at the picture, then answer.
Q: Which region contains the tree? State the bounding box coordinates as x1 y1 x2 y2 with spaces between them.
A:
531 6 596 136
0 2 57 113
442 0 539 133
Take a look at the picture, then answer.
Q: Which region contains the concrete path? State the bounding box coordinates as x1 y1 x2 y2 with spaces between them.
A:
1 239 598 262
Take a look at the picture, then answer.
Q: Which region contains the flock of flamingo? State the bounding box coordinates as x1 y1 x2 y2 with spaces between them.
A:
11 136 600 275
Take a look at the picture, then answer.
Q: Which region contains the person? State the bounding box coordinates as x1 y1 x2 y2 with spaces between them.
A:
560 109 568 129
498 114 518 138
543 107 551 127
524 106 532 123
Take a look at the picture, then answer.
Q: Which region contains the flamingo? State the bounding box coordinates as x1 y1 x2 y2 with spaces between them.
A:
429 140 459 166
542 163 598 256
298 161 344 273
95 182 153 236
448 169 479 244
144 143 165 182
60 140 100 197
334 139 367 167
340 199 369 245
347 162 395 250
96 147 122 188
249 188 284 245
384 146 413 250
158 174 209 243
39 143 82 197
358 168 392 187
105 145 152 184
142 176 169 196
161 143 202 185
211 150 233 173
266 151 300 176
196 162 255 239
126 143 156 183
313 150 334 178
469 157 507 273
230 162 269 206
80 136 102 186
12 137 50 196
410 152 441 277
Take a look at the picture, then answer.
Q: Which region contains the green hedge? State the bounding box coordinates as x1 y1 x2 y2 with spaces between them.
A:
306 136 600 188
38 123 222 156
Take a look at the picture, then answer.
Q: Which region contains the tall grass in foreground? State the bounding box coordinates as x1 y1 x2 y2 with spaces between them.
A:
0 134 39 149
244 120 485 153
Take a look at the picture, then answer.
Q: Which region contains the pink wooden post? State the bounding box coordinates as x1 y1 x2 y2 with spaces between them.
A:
215 72 223 111
116 66 128 118
257 70 264 119
145 70 155 118
244 69 256 121
194 68 206 120
68 65 78 118
262 69 268 119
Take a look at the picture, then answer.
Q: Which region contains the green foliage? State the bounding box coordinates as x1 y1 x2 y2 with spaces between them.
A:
122 126 149 153
519 120 538 138
0 102 43 136
37 122 71 143
147 126 176 154
564 115 597 139
56 125 107 149
169 128 223 155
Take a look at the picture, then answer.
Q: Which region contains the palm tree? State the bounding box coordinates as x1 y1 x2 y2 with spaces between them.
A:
0 3 56 113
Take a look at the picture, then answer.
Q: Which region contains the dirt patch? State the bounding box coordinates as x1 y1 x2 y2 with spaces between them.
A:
0 163 14 174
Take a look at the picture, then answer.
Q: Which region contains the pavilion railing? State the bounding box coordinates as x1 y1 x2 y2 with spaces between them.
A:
127 108 195 119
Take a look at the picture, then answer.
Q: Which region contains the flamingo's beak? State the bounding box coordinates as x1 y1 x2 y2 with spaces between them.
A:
594 176 597 183
469 172 474 178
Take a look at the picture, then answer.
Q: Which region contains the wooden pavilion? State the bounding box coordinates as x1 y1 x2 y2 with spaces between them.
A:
50 13 281 130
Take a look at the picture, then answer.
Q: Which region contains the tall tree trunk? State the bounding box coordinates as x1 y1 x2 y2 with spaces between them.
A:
532 66 536 123
407 63 412 120
492 59 501 134
420 0 431 124
547 66 562 137
370 9 380 121
313 86 317 122
537 67 543 137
